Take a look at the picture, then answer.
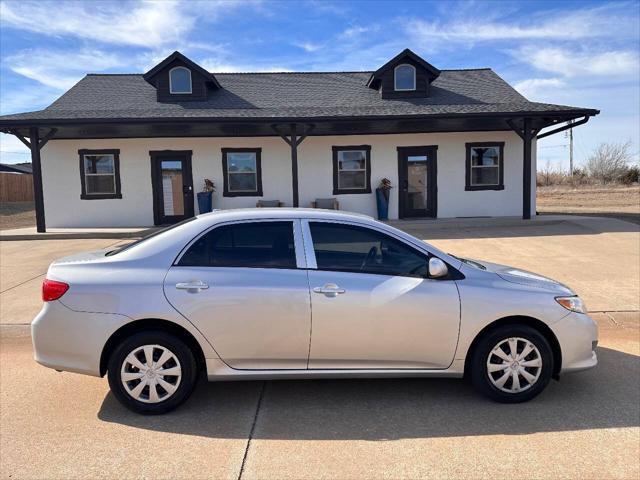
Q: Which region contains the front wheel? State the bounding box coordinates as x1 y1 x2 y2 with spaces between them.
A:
469 325 554 403
107 331 198 414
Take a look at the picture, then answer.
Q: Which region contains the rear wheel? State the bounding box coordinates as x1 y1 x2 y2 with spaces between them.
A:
107 331 198 414
470 325 553 403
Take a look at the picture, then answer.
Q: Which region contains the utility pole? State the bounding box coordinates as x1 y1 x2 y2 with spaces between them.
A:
568 119 574 178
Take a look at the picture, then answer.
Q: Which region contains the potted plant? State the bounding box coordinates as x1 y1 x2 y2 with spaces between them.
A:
375 178 392 220
197 179 215 214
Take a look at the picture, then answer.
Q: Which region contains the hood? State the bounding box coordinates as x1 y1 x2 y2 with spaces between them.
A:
461 257 575 295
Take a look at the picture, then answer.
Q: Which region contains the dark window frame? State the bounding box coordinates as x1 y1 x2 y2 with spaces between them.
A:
222 148 263 197
78 148 122 200
465 142 505 191
176 220 297 269
332 145 372 195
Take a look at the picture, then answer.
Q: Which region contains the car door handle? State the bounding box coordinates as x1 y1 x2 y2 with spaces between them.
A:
175 281 209 292
313 283 345 298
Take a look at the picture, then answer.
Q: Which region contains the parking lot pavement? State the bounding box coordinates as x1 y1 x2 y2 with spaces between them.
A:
1 313 638 480
0 239 133 325
1 216 638 478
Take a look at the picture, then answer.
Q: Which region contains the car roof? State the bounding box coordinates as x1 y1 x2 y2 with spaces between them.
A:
196 208 374 224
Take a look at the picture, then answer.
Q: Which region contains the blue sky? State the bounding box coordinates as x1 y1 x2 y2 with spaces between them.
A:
1 0 639 169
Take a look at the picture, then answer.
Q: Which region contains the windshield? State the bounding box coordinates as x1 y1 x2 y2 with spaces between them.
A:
449 254 486 270
105 218 197 256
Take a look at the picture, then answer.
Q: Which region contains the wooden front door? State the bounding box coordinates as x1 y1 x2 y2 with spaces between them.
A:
397 146 438 218
150 150 195 225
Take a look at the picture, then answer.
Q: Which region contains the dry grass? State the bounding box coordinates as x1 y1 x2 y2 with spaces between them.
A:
537 184 640 224
0 202 35 230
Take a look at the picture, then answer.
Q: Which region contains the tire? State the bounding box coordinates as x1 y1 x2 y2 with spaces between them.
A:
469 324 553 403
107 330 198 414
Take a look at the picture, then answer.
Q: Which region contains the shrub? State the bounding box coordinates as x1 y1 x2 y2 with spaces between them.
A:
620 166 639 185
585 141 633 184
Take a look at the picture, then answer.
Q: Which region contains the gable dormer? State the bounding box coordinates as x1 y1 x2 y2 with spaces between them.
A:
143 51 220 102
367 49 440 99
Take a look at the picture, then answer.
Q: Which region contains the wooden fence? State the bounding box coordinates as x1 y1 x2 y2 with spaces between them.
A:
0 172 34 202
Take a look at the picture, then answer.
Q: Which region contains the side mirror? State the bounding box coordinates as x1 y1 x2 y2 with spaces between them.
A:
428 257 448 278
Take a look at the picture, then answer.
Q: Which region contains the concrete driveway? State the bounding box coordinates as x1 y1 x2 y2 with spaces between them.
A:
1 215 638 479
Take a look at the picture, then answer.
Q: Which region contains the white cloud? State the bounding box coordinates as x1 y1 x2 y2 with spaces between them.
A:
407 4 636 45
0 133 30 164
0 0 193 47
7 49 125 89
0 0 259 47
0 85 61 115
513 78 565 99
519 47 639 77
294 42 323 53
341 24 380 38
201 58 291 73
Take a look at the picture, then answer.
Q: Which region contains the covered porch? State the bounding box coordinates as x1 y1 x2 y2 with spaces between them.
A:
1 111 596 232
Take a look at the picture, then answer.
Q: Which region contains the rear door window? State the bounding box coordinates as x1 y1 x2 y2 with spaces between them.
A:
178 221 296 269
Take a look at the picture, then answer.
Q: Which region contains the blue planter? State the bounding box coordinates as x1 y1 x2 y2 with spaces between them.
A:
197 191 213 214
375 188 389 220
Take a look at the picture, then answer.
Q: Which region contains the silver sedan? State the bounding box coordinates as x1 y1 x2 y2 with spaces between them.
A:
33 209 597 414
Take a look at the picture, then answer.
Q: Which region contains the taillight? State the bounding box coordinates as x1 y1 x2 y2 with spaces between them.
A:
42 279 69 302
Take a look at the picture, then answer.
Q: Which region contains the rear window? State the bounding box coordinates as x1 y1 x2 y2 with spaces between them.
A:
106 218 197 256
178 221 296 269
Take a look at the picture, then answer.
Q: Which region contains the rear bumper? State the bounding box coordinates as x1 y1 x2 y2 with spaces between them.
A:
31 301 131 377
551 311 598 374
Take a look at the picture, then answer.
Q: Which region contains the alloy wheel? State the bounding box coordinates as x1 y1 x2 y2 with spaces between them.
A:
486 337 542 394
120 344 182 403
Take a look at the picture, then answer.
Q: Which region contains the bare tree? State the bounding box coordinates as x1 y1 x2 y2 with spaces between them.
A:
584 141 633 184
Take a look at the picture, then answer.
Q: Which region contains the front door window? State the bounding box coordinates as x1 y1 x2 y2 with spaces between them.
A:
161 161 185 216
407 155 428 211
398 146 437 218
150 151 194 225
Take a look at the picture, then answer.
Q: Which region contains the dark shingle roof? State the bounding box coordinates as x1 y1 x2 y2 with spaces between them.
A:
0 163 32 174
0 69 596 122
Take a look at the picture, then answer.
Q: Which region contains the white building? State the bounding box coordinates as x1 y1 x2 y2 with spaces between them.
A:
0 49 598 231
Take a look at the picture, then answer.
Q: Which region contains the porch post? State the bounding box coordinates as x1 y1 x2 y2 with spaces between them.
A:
290 123 299 207
272 123 314 208
522 118 533 220
28 127 47 232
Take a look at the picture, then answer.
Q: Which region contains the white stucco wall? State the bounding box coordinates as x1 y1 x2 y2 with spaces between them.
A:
40 131 528 227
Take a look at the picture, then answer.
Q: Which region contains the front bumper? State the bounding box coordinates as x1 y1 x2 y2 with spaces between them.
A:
550 311 598 373
31 301 131 377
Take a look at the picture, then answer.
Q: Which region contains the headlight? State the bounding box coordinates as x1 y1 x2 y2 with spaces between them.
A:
555 296 587 314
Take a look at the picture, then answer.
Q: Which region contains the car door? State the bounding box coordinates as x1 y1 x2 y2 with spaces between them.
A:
164 219 311 369
304 220 460 369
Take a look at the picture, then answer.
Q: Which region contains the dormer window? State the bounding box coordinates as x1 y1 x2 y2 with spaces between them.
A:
367 49 439 99
394 64 416 91
169 67 192 94
144 51 220 102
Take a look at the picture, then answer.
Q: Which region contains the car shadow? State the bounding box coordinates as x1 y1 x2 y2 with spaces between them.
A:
97 346 639 440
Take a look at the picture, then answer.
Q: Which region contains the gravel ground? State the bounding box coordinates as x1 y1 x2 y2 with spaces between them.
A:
0 201 35 230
